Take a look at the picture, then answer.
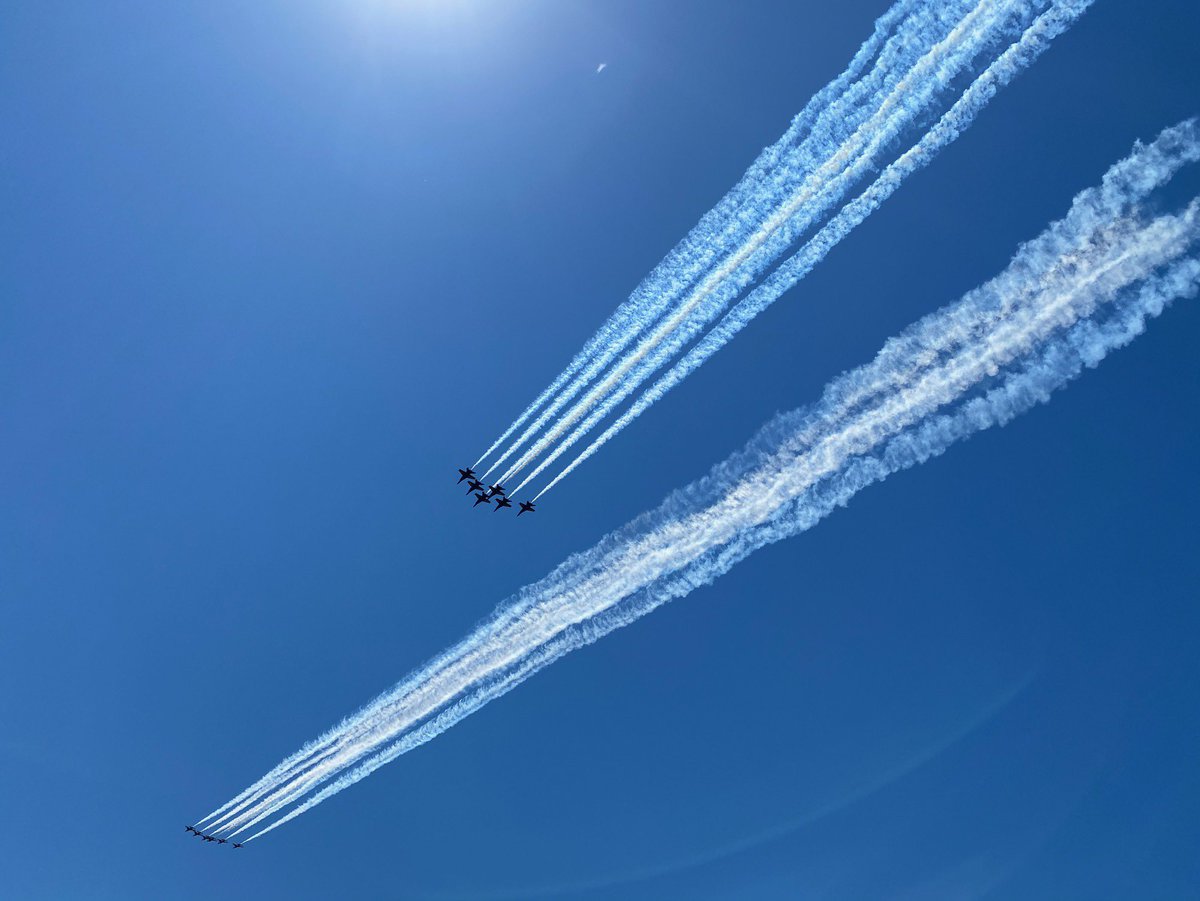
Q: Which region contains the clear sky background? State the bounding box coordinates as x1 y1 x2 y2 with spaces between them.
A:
2 1 1199 898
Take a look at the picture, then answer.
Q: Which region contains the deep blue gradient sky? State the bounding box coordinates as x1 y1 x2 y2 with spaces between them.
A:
3 2 1199 898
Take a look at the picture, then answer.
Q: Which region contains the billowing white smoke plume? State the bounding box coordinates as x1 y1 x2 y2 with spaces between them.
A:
198 121 1199 840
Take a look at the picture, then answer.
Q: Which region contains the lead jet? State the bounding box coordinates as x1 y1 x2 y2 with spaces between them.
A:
486 484 507 499
517 501 536 516
472 492 491 508
185 825 197 834
465 478 484 494
493 496 512 512
457 468 476 484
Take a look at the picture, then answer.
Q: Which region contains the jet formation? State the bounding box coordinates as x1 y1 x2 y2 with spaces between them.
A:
456 468 535 517
185 825 242 849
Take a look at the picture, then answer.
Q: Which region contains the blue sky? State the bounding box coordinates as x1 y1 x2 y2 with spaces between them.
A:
2 1 1198 898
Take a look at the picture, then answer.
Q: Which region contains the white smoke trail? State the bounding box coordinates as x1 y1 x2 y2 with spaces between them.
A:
211 144 1166 844
244 242 1199 842
496 0 1038 489
528 0 1099 501
530 0 1099 499
211 121 1185 839
201 123 1200 839
478 0 973 481
222 204 1199 839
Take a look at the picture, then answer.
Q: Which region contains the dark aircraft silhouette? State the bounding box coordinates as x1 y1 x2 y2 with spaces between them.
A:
203 835 216 842
457 468 476 484
472 492 491 508
233 842 244 849
466 479 484 494
493 496 512 511
217 838 228 845
518 501 536 516
486 484 506 498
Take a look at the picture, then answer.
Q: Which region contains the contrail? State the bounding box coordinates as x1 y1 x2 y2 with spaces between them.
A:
208 118 1180 830
198 122 1200 839
239 234 1199 842
527 0 1095 499
496 0 1086 492
226 216 1199 840
204 86 1152 830
472 0 935 476
495 0 1029 487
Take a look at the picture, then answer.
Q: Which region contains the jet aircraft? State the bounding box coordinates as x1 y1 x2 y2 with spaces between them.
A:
217 838 228 845
472 492 491 508
518 501 536 516
233 842 244 849
493 496 512 511
456 468 476 484
486 484 506 498
466 478 484 494
203 835 216 842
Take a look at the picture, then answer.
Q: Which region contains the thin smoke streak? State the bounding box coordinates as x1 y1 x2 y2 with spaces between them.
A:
532 0 1098 499
213 199 1142 844
228 200 1197 838
201 122 1199 838
498 0 1031 488
247 242 1200 842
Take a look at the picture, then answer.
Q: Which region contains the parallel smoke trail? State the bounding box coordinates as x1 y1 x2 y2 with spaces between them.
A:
480 0 968 482
530 0 1096 499
497 0 1035 489
202 0 974 832
199 122 1199 840
243 223 1199 841
227 211 1198 840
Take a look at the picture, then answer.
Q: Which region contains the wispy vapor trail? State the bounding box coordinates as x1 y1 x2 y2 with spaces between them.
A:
199 122 1200 840
491 0 1093 495
529 0 1094 499
497 0 1043 490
